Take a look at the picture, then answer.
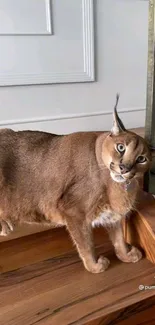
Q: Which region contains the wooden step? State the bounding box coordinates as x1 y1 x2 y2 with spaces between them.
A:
0 225 155 325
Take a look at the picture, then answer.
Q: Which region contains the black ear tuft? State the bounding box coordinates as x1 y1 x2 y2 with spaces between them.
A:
111 93 126 135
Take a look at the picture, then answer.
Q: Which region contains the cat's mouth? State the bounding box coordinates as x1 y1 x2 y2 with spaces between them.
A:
110 171 126 183
110 170 135 183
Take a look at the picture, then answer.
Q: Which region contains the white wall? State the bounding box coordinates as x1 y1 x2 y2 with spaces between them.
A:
0 0 149 134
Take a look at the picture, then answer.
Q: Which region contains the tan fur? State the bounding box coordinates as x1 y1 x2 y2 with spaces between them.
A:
0 96 151 273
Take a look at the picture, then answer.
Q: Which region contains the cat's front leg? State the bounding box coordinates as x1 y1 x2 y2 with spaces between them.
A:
0 219 14 236
107 220 142 263
66 218 110 273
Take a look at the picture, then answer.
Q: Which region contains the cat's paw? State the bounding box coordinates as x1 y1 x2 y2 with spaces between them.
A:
126 246 142 263
85 256 110 273
0 220 14 236
116 246 142 263
0 226 11 236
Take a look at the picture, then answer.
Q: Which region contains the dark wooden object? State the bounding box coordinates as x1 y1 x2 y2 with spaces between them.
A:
124 191 155 264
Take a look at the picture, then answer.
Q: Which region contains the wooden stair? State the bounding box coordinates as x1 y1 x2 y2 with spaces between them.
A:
0 203 155 325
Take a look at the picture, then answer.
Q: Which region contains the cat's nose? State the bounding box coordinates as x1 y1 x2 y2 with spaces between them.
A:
119 163 132 174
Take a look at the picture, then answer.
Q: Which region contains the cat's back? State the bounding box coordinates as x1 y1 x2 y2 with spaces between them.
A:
0 128 103 155
0 128 18 163
0 128 58 149
0 128 16 148
0 129 106 180
0 129 62 185
0 128 61 159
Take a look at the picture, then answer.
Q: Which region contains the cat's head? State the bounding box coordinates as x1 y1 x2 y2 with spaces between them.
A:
102 94 151 183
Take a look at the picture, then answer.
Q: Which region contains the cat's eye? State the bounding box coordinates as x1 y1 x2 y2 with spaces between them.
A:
136 156 147 164
116 143 125 153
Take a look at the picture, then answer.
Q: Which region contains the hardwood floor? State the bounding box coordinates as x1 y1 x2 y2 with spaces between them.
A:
0 226 155 325
0 227 112 273
86 296 155 325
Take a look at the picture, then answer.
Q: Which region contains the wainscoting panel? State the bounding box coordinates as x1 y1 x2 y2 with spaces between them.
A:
0 0 52 35
0 0 94 85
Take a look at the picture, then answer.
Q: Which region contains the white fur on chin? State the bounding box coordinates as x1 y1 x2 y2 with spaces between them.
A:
110 171 126 183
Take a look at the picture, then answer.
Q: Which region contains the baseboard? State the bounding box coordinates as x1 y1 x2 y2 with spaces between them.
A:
0 108 145 134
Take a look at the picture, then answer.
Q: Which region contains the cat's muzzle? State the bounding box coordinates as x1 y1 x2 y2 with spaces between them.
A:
110 169 135 183
110 162 135 183
119 163 133 174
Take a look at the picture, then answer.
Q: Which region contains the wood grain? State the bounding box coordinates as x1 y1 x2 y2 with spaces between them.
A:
0 224 154 325
0 251 154 325
0 227 111 273
85 296 155 325
0 223 52 242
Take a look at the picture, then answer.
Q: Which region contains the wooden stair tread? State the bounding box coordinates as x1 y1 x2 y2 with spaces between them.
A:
0 226 154 325
0 227 112 273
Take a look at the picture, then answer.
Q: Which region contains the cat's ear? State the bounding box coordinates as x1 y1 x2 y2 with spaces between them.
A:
111 93 126 135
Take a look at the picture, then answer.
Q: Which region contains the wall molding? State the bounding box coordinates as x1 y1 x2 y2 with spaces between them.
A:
45 0 52 35
0 107 145 127
82 0 94 80
0 71 93 86
0 0 94 86
0 0 52 36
